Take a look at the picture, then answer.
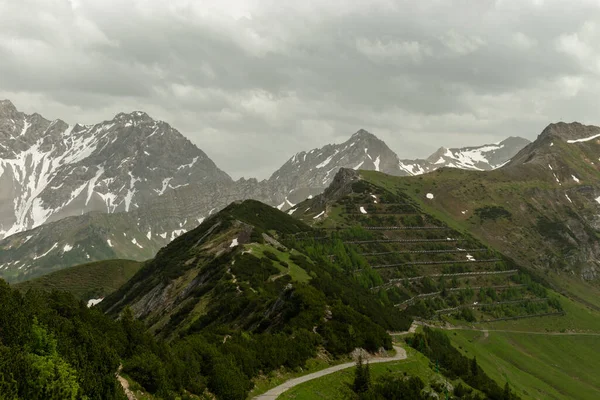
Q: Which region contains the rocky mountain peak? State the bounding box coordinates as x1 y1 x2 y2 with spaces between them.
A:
539 122 600 143
266 129 405 209
501 136 531 146
113 110 154 123
507 122 600 172
351 128 379 140
425 147 448 163
0 100 19 118
0 101 232 239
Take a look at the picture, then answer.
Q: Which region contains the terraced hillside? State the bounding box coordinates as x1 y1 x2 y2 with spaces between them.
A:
291 170 563 325
354 125 600 312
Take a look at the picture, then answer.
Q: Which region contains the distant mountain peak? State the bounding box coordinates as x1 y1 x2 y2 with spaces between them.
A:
0 99 18 116
113 110 154 124
539 122 600 143
400 137 530 176
507 122 600 170
351 128 378 139
0 101 232 240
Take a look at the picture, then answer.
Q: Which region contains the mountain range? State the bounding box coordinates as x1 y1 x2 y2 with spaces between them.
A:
0 100 529 281
5 110 600 399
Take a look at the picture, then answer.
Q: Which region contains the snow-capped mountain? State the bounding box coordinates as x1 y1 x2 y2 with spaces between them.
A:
267 129 407 208
0 100 531 281
0 100 231 239
398 137 530 176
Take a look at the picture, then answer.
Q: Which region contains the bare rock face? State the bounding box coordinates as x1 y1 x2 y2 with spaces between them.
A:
266 129 408 209
0 100 231 239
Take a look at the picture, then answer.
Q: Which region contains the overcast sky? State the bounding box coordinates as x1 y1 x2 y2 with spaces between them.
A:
1 0 599 179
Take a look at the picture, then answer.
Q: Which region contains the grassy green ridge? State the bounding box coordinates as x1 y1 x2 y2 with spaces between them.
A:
449 329 600 400
292 174 560 325
87 199 416 398
13 259 143 300
357 168 600 310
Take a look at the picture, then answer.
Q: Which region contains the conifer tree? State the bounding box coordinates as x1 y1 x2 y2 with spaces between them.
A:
352 354 371 393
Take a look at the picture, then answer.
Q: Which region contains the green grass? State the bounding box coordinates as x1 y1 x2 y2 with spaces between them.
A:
13 259 143 300
549 272 600 311
359 168 600 310
449 329 600 400
476 291 600 333
246 243 311 283
277 347 471 400
248 355 347 398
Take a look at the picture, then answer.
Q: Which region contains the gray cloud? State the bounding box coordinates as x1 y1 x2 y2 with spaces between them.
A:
1 0 599 179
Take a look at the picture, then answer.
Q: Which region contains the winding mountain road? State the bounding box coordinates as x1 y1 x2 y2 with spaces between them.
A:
253 346 407 400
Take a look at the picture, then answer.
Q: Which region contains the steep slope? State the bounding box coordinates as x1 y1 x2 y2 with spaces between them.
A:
101 199 410 340
398 136 530 175
266 129 408 208
291 169 561 324
0 99 231 239
13 259 143 302
327 122 600 309
0 211 160 282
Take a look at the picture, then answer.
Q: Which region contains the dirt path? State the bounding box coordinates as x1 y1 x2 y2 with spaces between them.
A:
253 346 407 400
116 365 137 400
388 321 419 336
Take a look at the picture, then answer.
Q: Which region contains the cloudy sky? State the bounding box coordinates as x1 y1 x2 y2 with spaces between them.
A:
1 0 599 179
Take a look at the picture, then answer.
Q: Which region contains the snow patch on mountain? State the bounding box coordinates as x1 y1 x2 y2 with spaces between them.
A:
567 133 600 143
33 242 58 260
87 298 103 307
374 155 381 171
0 104 232 240
354 161 364 170
316 151 338 168
170 229 186 241
398 137 529 177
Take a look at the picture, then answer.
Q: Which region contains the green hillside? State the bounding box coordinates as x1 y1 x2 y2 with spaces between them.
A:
283 128 600 400
354 126 600 310
291 170 560 326
13 259 143 301
450 329 600 400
